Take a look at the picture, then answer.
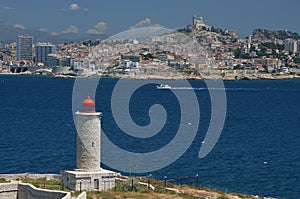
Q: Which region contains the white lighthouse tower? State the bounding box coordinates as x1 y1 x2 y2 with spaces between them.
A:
76 96 101 170
61 96 116 191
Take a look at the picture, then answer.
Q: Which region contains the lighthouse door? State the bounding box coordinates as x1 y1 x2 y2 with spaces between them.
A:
94 179 99 190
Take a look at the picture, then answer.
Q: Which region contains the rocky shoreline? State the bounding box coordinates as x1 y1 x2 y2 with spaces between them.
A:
1 71 300 81
98 73 300 81
0 173 276 199
0 173 60 181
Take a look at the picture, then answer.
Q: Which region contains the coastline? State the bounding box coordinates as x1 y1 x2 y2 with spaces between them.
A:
0 173 60 181
0 173 276 199
1 72 300 81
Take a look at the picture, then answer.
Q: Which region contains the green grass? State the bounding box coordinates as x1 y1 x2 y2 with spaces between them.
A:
178 193 197 199
14 177 265 199
0 178 9 183
21 177 61 190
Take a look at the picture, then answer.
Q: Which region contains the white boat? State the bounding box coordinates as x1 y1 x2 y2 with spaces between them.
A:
156 84 172 89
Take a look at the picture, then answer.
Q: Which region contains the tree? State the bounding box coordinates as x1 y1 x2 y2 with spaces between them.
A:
234 48 242 58
293 58 300 64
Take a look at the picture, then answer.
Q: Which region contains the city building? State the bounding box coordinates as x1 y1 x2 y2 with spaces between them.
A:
61 96 116 191
35 43 56 65
65 56 74 67
121 54 141 63
47 54 60 67
16 35 33 61
284 39 297 53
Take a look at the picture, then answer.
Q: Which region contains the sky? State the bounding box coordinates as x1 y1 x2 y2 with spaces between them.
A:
0 0 299 38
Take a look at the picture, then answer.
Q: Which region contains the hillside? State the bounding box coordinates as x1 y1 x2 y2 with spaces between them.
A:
253 28 300 40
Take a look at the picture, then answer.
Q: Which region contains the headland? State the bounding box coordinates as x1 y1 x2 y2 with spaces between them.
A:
0 173 276 199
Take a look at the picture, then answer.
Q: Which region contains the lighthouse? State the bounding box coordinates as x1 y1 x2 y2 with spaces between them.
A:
76 96 101 170
61 96 116 191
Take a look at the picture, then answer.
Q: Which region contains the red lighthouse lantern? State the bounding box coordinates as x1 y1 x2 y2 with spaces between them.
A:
81 96 96 113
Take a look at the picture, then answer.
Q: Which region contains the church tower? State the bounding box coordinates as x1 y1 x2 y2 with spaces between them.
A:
193 10 197 28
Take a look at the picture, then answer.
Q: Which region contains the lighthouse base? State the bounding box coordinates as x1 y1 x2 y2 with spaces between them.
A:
61 169 116 191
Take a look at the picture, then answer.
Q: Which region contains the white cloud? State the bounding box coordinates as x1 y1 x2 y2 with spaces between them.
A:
86 21 107 34
69 3 80 10
39 28 47 32
86 29 99 34
130 18 163 29
130 18 151 29
83 8 89 12
95 22 106 31
14 24 25 30
153 24 164 28
3 6 14 10
50 32 58 36
62 25 79 34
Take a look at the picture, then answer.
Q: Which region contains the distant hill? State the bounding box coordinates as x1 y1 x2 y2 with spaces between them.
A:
0 21 108 44
253 28 300 41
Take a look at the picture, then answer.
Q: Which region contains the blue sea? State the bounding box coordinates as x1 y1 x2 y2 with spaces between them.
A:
0 75 299 199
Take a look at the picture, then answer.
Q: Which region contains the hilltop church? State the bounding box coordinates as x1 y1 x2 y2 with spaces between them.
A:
187 10 211 31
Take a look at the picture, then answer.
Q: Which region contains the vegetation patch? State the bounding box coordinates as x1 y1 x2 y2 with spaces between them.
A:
21 177 61 190
0 178 9 183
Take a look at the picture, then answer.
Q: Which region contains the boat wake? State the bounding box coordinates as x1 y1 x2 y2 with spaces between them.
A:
170 87 255 91
167 87 300 91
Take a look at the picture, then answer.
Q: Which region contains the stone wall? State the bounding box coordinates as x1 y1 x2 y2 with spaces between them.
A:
0 182 75 199
0 182 18 199
18 183 71 199
76 192 87 199
1 181 87 199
